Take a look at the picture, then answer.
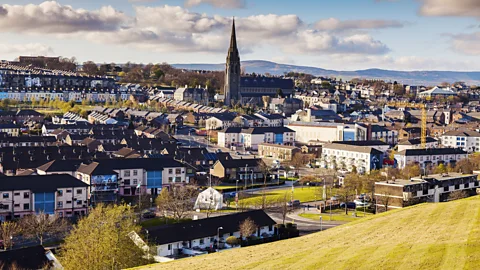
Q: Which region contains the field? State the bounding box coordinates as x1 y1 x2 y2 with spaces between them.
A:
299 210 373 222
137 196 480 270
238 187 322 207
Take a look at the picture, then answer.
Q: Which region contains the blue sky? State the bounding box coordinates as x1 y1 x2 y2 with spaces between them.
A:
0 0 478 71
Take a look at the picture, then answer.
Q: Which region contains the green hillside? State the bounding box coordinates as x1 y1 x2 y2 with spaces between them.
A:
138 196 480 270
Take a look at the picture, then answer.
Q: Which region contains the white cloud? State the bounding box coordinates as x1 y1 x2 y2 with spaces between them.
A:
0 43 53 55
315 18 405 31
291 30 390 55
451 32 480 55
419 0 480 18
184 0 246 9
0 1 130 33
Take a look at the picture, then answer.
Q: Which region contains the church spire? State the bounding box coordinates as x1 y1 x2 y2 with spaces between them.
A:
229 17 238 51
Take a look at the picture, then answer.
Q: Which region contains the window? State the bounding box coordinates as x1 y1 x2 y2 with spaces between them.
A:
124 179 130 185
66 201 72 204
14 204 19 207
269 225 273 231
168 177 173 183
14 192 20 196
3 193 9 199
200 239 204 245
66 189 71 193
124 189 131 195
76 189 82 195
167 244 171 250
168 169 173 174
464 183 469 188
124 171 130 177
133 170 138 176
2 205 8 210
77 200 82 205
57 190 63 197
57 201 63 208
175 169 181 174
133 179 138 185
455 184 460 190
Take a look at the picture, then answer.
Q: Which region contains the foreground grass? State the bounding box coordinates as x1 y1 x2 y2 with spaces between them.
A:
136 196 480 270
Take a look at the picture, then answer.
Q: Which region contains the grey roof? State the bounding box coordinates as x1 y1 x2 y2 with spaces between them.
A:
323 143 383 155
397 148 467 156
442 130 480 137
0 174 88 192
241 127 294 135
240 76 294 89
398 137 438 145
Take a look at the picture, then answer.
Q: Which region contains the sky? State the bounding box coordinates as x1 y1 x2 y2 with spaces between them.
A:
0 0 479 71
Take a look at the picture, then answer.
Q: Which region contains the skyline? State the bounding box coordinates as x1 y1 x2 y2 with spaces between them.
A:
0 0 479 71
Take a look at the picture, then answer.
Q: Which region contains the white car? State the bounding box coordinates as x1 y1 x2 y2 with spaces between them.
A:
354 200 370 207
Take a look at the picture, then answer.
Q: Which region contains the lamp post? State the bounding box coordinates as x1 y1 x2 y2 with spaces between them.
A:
235 180 239 211
217 226 223 249
319 216 323 231
244 164 248 190
251 169 254 188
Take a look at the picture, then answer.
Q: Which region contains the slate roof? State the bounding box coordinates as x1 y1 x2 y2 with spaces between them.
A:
0 245 51 270
78 157 185 174
397 148 467 156
323 143 383 155
398 137 438 145
148 210 276 245
442 130 480 137
241 127 294 135
37 160 84 173
240 76 294 89
0 174 88 192
219 158 262 168
331 140 388 146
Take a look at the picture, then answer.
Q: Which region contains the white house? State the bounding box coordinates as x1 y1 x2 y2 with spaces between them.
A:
287 122 368 144
320 143 384 174
146 210 276 258
254 113 284 127
217 127 295 150
440 130 480 153
394 148 468 169
397 137 439 152
205 114 236 130
194 187 224 210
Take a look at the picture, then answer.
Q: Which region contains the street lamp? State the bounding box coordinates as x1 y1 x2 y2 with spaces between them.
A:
235 180 239 211
217 226 223 249
244 164 248 190
319 216 323 231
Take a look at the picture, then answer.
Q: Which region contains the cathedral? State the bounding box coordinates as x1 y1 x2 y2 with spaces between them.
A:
224 20 294 106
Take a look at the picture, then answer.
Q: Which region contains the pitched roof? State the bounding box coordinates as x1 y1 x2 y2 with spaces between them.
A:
37 160 84 172
240 76 294 89
241 127 294 135
148 210 276 245
442 130 480 137
398 137 438 145
0 245 50 270
331 140 388 146
323 143 383 155
0 174 88 192
397 148 467 156
219 158 262 168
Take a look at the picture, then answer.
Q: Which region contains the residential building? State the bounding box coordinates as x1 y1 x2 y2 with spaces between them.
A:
320 143 384 174
173 86 209 104
398 127 422 140
147 210 276 257
418 86 457 99
369 125 398 145
397 137 439 152
440 130 480 152
210 158 264 182
258 143 301 161
268 98 303 116
331 140 390 153
286 122 368 144
253 113 284 127
0 123 20 137
205 113 237 130
0 174 88 221
375 173 479 212
394 148 468 169
217 127 295 150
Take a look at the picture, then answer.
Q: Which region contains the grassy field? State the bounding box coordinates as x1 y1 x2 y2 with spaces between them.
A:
238 187 322 207
136 196 480 270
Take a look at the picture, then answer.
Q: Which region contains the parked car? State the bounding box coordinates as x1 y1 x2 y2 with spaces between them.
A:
340 202 357 209
354 200 371 207
330 196 339 201
287 200 301 207
142 211 156 219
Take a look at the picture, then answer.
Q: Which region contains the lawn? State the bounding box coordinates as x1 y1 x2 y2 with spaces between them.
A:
299 211 373 223
238 187 323 207
136 196 480 270
140 217 192 228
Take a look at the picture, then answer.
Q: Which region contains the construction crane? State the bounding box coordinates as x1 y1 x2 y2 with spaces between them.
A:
387 102 427 148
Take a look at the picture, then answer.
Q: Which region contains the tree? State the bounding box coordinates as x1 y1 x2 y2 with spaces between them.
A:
275 191 291 224
59 204 151 270
0 221 20 250
289 153 313 175
257 160 271 209
433 163 447 174
239 217 257 239
21 212 68 245
402 163 422 179
226 236 239 246
448 190 468 201
155 185 198 221
82 61 99 75
262 96 271 109
276 88 284 98
454 159 475 174
376 193 392 212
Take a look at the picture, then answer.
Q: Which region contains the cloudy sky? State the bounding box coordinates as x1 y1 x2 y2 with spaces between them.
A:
0 0 479 71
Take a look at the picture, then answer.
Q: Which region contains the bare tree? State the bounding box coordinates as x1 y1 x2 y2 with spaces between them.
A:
376 193 392 213
239 217 257 239
21 212 69 245
276 191 291 224
289 153 314 175
0 221 20 250
257 160 271 209
448 190 469 201
155 185 199 221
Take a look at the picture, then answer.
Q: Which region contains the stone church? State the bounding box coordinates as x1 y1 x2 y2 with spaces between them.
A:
224 20 294 106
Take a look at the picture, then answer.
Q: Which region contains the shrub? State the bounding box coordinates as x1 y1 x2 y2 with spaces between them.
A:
226 236 239 246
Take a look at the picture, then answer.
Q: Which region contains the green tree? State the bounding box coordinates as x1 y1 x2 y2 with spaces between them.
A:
59 204 151 270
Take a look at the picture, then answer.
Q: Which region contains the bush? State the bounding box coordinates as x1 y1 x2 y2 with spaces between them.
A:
226 236 239 246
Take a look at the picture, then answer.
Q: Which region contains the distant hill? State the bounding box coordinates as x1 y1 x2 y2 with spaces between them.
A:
136 196 480 270
172 60 480 85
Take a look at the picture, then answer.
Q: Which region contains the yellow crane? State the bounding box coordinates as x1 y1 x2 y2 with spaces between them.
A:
387 102 427 148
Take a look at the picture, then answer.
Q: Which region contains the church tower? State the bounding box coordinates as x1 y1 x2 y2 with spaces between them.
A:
224 19 241 106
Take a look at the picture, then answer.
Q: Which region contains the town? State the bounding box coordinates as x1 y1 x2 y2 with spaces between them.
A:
0 1 480 270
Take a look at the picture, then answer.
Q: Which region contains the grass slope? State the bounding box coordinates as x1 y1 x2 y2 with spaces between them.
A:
138 196 480 270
